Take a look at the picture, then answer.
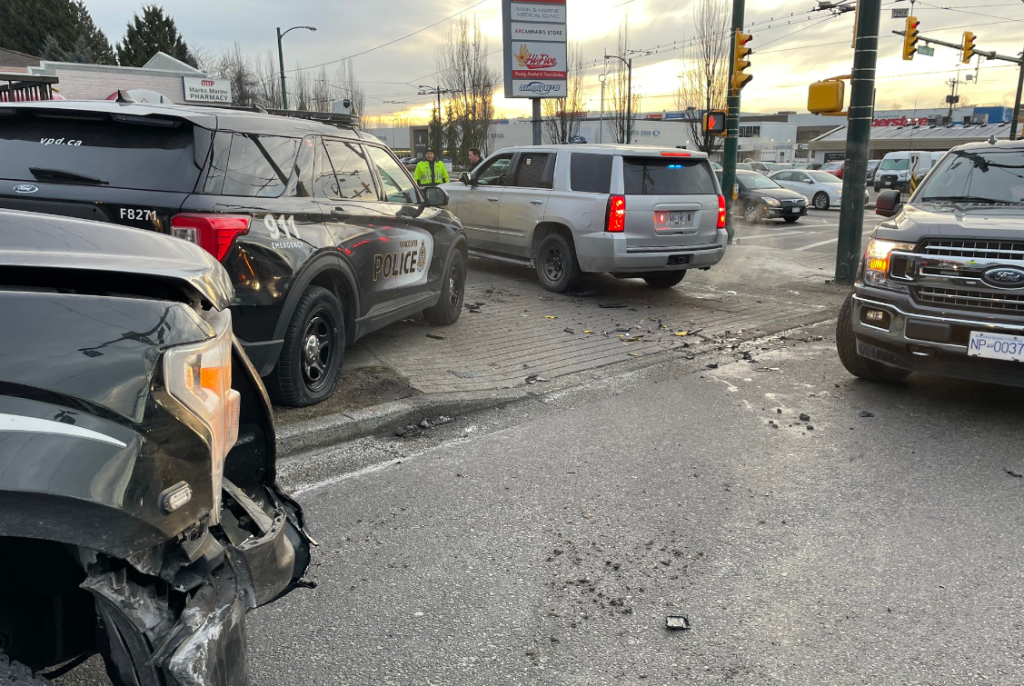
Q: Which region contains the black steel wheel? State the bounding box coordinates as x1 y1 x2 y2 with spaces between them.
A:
836 295 912 383
813 192 830 210
268 286 345 407
535 233 582 293
423 250 466 326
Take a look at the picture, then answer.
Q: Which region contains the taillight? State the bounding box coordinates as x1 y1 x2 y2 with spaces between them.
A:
171 214 251 261
717 195 726 229
606 195 626 233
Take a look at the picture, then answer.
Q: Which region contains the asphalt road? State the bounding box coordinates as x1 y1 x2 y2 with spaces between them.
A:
239 321 1024 686
734 208 886 255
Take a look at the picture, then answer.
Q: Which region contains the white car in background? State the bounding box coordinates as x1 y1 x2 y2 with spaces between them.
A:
768 169 868 211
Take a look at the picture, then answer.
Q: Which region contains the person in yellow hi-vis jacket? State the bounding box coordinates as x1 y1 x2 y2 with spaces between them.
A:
413 147 449 186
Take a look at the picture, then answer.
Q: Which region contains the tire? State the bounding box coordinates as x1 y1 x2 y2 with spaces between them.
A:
813 192 830 210
535 233 583 293
267 286 345 407
0 654 52 685
423 250 466 325
743 203 761 224
836 295 912 383
783 216 800 224
643 271 686 289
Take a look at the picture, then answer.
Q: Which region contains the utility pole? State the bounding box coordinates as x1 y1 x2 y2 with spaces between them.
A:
1012 38 1024 140
720 0 745 244
599 69 606 144
418 85 452 155
606 54 633 144
835 0 881 286
532 98 542 145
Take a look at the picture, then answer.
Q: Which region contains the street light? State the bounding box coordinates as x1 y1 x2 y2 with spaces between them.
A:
276 25 316 110
605 53 633 144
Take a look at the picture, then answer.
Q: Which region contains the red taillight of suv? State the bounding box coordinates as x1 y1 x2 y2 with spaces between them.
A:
606 195 626 233
717 195 726 229
171 214 251 261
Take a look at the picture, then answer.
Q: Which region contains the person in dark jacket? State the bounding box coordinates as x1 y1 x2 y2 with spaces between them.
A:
468 147 482 173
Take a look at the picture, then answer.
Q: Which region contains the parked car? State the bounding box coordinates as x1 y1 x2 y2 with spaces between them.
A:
838 140 1024 387
736 162 755 172
443 144 727 292
717 169 808 223
747 160 777 175
820 160 844 177
866 159 881 183
0 209 313 685
789 162 821 171
873 150 943 191
0 100 467 407
769 169 869 210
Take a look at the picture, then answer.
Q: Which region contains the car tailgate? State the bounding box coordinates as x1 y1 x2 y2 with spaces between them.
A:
620 155 721 249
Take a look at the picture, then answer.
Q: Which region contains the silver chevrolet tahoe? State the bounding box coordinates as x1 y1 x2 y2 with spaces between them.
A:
443 144 728 293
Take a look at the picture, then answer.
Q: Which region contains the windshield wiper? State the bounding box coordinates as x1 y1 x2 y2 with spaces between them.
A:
29 167 109 186
921 195 1023 206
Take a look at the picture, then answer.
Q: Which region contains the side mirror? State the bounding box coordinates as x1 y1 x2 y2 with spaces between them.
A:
875 190 902 218
460 172 473 185
423 185 449 207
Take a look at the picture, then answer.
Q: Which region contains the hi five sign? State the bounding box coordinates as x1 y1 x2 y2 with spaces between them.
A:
503 0 568 99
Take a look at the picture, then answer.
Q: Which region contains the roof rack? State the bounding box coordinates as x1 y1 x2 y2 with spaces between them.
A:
216 104 360 130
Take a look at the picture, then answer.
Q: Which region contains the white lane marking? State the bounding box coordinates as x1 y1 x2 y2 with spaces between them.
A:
0 412 127 448
735 230 810 241
794 231 875 251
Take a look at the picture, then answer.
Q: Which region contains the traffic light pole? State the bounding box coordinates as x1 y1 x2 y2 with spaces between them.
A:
1012 42 1024 140
721 0 745 244
835 0 881 286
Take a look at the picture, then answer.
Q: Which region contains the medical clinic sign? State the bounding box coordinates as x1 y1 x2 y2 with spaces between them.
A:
502 0 568 99
182 77 232 105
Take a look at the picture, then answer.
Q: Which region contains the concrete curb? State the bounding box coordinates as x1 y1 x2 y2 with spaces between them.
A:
277 388 530 458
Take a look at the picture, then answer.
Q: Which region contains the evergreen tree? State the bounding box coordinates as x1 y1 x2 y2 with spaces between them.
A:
0 0 115 64
39 35 67 62
65 35 94 63
116 5 195 68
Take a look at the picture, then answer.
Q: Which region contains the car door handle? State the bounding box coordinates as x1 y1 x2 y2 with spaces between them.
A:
487 197 500 202
530 200 543 205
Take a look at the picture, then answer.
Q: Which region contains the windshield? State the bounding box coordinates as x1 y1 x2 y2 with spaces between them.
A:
880 158 910 170
918 148 1024 204
737 172 780 190
807 171 841 184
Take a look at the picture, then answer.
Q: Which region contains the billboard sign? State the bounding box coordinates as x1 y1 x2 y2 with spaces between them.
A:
182 77 232 104
503 0 567 99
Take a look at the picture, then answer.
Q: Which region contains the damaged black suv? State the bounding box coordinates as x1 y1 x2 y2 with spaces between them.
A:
0 99 467 407
838 139 1024 387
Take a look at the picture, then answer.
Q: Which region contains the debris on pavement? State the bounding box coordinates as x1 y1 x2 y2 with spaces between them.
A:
564 327 575 334
599 303 627 309
859 411 875 418
665 616 691 631
425 333 446 340
545 315 558 319
448 370 480 379
1005 468 1023 478
526 374 550 384
799 413 811 422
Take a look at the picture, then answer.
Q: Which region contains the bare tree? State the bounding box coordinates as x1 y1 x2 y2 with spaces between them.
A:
543 43 586 144
336 60 366 118
435 15 499 164
608 20 642 145
673 0 729 154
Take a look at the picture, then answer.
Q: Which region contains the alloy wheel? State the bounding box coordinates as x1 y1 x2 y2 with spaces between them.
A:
301 309 336 392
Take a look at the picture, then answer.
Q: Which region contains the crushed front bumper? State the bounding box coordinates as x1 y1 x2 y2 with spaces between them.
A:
851 291 1024 387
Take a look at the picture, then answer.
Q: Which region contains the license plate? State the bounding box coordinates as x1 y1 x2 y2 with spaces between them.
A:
791 207 801 214
655 211 693 229
968 331 1024 363
884 181 893 187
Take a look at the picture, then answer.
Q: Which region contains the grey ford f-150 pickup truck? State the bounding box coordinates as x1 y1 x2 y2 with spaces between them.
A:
838 138 1024 387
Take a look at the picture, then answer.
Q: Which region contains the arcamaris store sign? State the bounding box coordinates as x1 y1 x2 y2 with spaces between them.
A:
503 0 567 100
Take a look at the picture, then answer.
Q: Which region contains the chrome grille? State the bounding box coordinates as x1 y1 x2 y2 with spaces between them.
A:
915 286 1024 313
922 239 1024 261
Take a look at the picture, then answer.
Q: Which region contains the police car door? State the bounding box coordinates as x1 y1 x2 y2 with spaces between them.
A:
364 145 447 310
316 137 399 313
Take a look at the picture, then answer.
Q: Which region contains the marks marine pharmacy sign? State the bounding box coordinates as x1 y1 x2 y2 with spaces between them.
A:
182 77 232 104
503 0 567 99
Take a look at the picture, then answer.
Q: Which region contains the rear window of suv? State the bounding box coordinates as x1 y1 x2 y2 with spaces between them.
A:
204 132 300 197
623 157 717 195
570 153 612 193
0 112 204 192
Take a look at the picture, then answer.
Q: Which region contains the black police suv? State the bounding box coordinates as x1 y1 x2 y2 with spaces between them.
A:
717 169 808 224
0 99 468 406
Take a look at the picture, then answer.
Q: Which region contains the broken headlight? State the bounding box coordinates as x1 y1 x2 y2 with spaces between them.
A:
164 308 240 524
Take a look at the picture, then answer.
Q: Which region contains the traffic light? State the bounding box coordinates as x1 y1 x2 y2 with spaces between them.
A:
962 31 976 64
902 16 920 61
703 110 727 136
732 31 753 92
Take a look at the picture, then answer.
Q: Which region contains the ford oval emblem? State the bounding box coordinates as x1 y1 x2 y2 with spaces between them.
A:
982 266 1024 289
13 184 38 194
